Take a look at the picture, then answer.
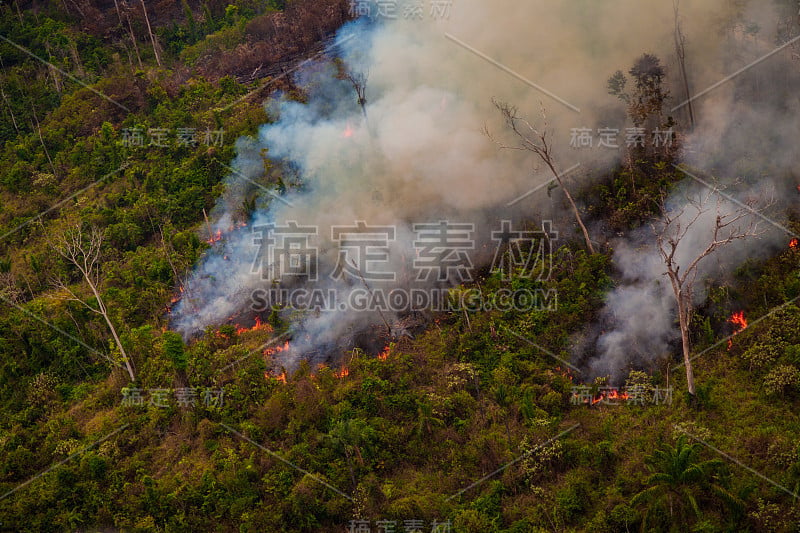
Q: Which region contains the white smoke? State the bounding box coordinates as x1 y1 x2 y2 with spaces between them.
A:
169 0 799 372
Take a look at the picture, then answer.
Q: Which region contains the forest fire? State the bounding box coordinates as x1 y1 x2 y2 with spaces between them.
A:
170 286 184 305
236 316 271 335
588 390 630 404
205 222 247 246
334 367 350 378
377 345 390 360
790 238 798 249
263 340 290 357
606 389 630 401
571 387 631 406
727 311 748 349
206 229 223 244
555 366 575 381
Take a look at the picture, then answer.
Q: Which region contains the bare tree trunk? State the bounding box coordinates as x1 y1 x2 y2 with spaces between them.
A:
125 14 144 69
30 106 57 176
677 294 695 395
0 54 19 133
346 71 368 117
656 186 771 397
68 40 85 78
674 0 695 130
1 85 19 133
68 0 86 18
84 274 136 381
14 0 23 23
50 226 137 381
488 99 596 254
542 159 596 255
43 43 63 93
139 0 162 67
113 0 123 24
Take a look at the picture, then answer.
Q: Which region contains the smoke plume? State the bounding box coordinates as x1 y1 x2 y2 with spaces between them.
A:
170 0 799 373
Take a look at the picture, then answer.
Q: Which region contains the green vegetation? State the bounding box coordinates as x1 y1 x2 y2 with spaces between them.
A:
0 3 799 532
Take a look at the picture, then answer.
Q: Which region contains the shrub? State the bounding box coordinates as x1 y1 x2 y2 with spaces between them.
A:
762 364 800 396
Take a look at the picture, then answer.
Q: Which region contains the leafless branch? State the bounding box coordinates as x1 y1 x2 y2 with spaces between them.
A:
487 98 596 254
654 185 773 395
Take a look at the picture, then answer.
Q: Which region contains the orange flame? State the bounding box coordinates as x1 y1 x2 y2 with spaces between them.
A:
264 340 290 357
274 371 287 384
343 122 354 138
377 346 390 360
206 229 223 244
334 367 350 379
215 329 233 340
790 238 798 249
573 387 631 406
169 285 184 305
237 316 271 335
606 389 630 401
555 366 574 381
227 221 248 231
727 311 748 349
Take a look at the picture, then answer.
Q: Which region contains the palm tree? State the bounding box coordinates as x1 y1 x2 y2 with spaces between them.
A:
631 436 739 531
415 400 444 438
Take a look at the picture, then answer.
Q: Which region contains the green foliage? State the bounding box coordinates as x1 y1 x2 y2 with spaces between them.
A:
0 6 798 532
631 436 737 531
762 364 800 396
162 331 187 371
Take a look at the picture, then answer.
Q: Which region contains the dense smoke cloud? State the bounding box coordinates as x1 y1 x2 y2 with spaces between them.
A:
170 0 799 373
585 0 800 381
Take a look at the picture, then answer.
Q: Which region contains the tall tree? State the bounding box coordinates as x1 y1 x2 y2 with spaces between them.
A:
673 0 695 130
139 0 161 67
655 186 769 396
124 9 143 69
487 99 596 254
608 53 671 139
49 224 136 381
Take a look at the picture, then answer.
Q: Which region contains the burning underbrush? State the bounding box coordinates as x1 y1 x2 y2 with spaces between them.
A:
165 209 438 379
180 298 428 381
258 324 394 383
566 305 752 394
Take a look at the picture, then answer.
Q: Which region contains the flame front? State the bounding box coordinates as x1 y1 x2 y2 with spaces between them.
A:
264 340 290 357
237 316 271 335
555 366 574 381
377 346 390 361
571 387 631 405
206 229 223 244
727 311 748 349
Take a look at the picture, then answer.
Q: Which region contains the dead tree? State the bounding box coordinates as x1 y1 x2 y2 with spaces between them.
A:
29 104 56 177
655 187 769 396
124 9 143 69
139 0 161 67
49 224 136 381
344 70 368 117
487 99 596 254
673 0 695 130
